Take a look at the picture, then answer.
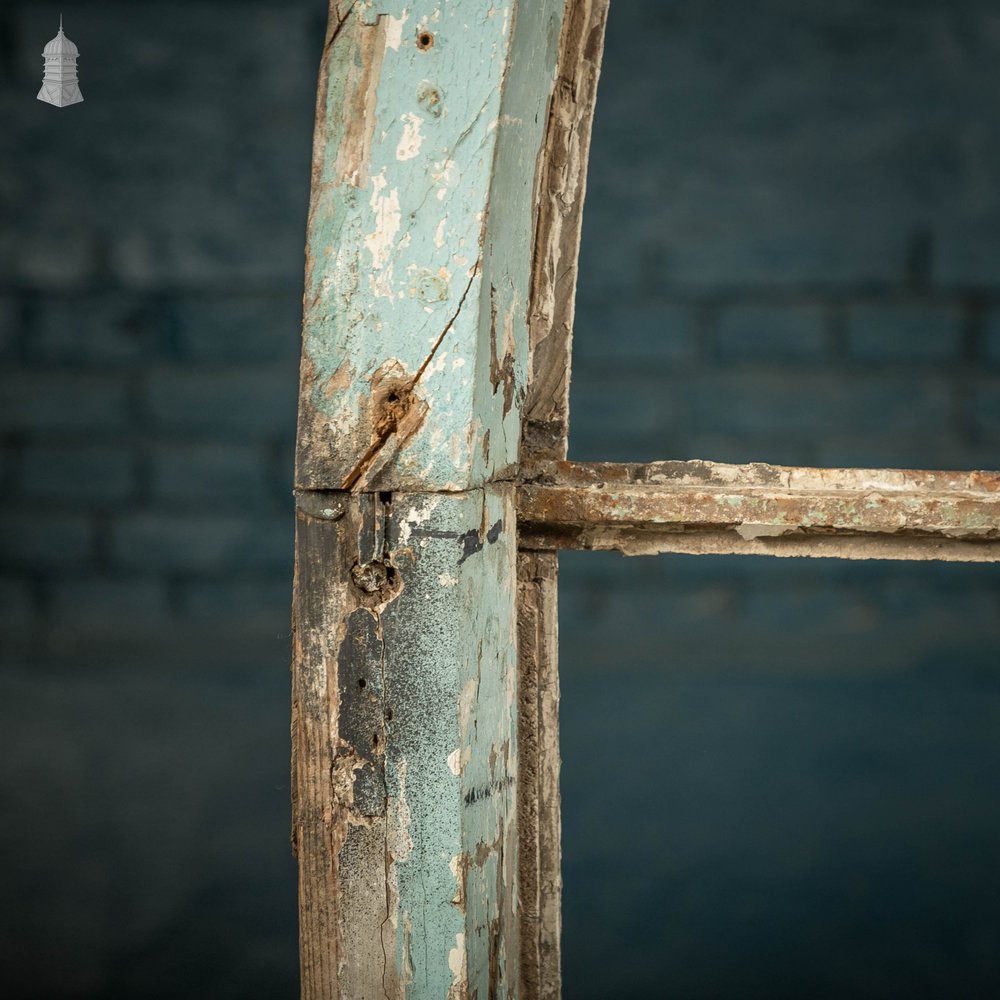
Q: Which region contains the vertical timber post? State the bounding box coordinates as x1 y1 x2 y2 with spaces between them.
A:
292 3 566 997
518 4 608 998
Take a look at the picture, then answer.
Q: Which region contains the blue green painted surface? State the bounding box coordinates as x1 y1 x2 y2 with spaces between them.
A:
380 486 518 997
296 3 565 995
298 1 563 492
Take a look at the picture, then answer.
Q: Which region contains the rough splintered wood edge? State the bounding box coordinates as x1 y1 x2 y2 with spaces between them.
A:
517 460 1000 562
520 525 1000 562
292 491 364 999
517 3 609 997
516 553 562 1000
522 0 610 461
523 458 1000 495
293 486 519 999
295 0 566 493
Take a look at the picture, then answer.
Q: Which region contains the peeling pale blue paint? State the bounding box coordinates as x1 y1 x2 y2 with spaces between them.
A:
299 1 564 491
295 3 566 994
382 486 518 998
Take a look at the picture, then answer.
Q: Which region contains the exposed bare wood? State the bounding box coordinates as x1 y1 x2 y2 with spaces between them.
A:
293 2 570 995
292 495 359 1000
520 526 1000 562
518 460 1000 561
517 4 609 997
524 459 1000 494
523 0 610 461
294 486 520 998
516 553 562 1000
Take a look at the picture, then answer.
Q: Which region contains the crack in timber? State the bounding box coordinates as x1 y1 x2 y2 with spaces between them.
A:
341 259 482 490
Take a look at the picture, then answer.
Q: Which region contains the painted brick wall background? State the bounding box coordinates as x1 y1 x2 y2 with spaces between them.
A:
1 4 315 997
562 4 1000 998
1 2 999 998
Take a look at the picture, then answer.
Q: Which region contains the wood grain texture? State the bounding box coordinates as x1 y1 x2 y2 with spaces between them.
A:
516 5 608 997
293 2 570 995
294 486 520 998
523 0 610 460
291 2 623 994
518 460 1000 561
518 0 608 1000
296 0 566 493
516 553 562 1000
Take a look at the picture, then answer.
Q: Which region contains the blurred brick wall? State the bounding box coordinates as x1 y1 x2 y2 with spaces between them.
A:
1 2 1000 999
562 3 1000 998
571 2 1000 471
1 2 314 669
0 3 318 997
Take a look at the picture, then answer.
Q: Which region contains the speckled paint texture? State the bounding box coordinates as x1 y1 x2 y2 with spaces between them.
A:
292 2 565 996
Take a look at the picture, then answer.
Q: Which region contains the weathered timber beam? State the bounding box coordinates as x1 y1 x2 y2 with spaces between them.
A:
517 460 1000 562
516 551 562 1000
523 0 610 463
292 3 569 997
517 3 608 998
297 1 566 494
293 486 519 999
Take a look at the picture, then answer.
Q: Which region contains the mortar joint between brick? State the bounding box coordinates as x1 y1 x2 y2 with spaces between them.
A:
959 295 985 366
163 575 188 617
91 513 114 574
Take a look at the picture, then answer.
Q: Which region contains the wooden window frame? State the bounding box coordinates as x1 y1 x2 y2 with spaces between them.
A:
291 3 999 997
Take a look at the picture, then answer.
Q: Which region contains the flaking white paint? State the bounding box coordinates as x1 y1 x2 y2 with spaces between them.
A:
401 911 415 985
396 111 425 160
457 678 477 746
364 170 401 278
389 758 414 864
397 497 440 546
384 12 408 51
448 932 468 991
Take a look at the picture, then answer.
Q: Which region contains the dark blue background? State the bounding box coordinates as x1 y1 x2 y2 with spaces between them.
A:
2 2 999 997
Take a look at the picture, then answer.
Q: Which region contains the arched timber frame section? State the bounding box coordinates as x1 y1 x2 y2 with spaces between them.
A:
291 3 999 997
292 3 608 996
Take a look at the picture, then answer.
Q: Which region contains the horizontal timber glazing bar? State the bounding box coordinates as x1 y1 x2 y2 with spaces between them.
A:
517 460 1000 562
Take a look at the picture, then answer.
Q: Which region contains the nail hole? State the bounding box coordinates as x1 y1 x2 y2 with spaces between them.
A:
417 31 434 50
373 732 379 749
358 678 366 689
